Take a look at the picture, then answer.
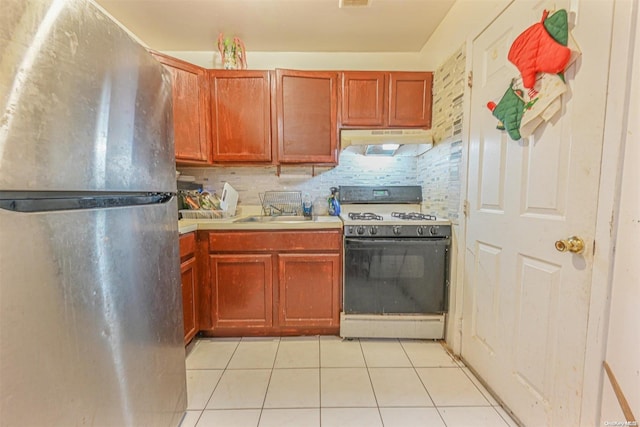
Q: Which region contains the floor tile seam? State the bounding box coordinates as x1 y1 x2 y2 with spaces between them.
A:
458 366 493 406
359 339 386 427
272 365 321 369
257 405 323 409
257 338 282 425
434 403 496 408
318 331 323 427
318 336 322 426
225 367 283 371
432 404 450 427
222 339 243 371
408 348 446 426
198 365 226 412
199 408 266 412
186 368 227 371
185 409 204 427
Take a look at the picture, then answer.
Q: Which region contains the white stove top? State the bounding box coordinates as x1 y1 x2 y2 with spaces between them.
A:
339 204 451 226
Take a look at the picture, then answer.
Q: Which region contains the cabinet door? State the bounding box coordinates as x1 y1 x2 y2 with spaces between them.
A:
210 254 273 328
341 72 386 126
388 72 433 127
152 53 210 164
210 71 272 162
278 253 341 328
275 69 338 164
181 256 198 344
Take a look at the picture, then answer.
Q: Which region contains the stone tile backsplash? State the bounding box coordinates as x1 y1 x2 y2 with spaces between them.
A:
180 150 417 208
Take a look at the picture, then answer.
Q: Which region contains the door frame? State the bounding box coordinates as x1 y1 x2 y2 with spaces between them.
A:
450 0 637 424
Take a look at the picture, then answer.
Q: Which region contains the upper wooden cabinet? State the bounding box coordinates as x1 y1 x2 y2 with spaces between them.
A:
275 69 339 164
151 52 211 165
341 72 386 126
341 71 433 128
209 70 272 162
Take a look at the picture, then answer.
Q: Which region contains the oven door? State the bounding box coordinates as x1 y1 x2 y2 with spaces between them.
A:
344 238 449 314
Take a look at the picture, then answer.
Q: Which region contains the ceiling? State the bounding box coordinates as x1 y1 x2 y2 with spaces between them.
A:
93 0 456 53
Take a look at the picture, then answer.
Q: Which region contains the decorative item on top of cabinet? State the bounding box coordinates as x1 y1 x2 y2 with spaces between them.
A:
209 70 272 162
275 69 339 165
179 232 199 344
151 51 211 165
217 33 247 70
341 71 433 128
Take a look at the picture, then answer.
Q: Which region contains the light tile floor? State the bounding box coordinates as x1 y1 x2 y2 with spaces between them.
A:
181 336 519 427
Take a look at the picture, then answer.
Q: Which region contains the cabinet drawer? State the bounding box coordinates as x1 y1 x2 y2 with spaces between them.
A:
179 232 196 259
209 230 342 252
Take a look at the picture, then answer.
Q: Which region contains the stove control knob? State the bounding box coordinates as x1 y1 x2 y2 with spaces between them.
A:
348 226 354 235
392 225 402 236
417 226 424 236
356 226 365 235
369 226 378 235
429 226 439 236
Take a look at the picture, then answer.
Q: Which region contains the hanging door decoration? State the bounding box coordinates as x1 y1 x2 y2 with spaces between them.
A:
486 9 581 140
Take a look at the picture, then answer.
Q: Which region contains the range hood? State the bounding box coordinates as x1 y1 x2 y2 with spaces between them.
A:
340 128 433 156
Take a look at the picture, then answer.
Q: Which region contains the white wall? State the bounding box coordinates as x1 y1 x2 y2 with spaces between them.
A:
599 0 640 422
164 0 509 71
418 0 509 69
163 50 428 71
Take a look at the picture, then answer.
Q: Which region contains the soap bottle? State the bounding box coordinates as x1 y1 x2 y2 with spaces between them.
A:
302 193 313 217
328 187 341 216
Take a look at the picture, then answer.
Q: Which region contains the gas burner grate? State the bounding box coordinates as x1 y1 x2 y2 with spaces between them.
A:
391 212 437 221
348 212 383 221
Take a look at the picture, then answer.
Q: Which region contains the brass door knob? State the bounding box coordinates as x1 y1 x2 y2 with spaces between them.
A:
555 236 585 254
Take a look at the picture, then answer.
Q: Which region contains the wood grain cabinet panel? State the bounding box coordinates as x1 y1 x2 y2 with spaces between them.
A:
341 71 433 128
179 232 198 344
209 71 272 162
341 72 386 126
275 69 338 164
181 257 198 344
151 52 211 165
278 253 341 328
204 230 342 336
388 72 433 127
209 254 273 328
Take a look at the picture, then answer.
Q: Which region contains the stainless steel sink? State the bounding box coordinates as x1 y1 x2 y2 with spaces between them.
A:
233 215 312 223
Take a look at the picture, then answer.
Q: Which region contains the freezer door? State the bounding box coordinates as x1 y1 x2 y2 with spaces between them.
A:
0 201 186 427
0 0 175 193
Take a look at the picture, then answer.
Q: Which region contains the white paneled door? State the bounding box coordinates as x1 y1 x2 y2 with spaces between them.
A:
462 1 614 426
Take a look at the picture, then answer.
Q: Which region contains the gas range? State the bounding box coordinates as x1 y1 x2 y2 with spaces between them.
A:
338 186 450 340
339 185 451 238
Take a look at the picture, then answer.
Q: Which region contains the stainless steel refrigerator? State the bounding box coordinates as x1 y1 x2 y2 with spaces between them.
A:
0 1 186 426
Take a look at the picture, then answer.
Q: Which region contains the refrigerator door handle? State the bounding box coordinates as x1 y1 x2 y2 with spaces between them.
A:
0 192 173 213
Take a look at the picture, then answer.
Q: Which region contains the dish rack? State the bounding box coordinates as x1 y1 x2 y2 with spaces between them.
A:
260 191 302 216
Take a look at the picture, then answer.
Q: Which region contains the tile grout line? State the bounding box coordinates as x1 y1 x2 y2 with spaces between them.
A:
360 339 386 427
318 336 322 427
199 339 241 413
256 337 281 427
399 340 449 427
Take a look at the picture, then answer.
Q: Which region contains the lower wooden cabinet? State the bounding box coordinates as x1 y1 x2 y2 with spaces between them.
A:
209 254 273 329
179 233 198 344
278 253 340 328
181 257 198 344
203 230 342 336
